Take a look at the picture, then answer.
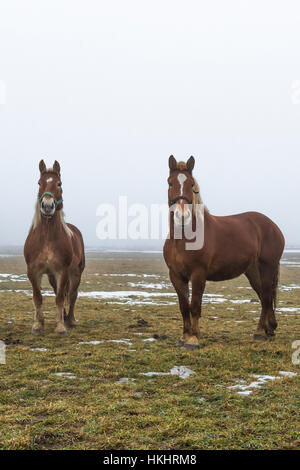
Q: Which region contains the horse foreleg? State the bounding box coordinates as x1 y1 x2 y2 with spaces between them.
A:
169 270 191 346
28 270 44 334
185 272 206 349
54 271 69 336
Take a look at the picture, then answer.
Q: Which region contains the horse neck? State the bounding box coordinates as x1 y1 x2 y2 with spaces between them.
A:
31 203 71 238
169 207 210 240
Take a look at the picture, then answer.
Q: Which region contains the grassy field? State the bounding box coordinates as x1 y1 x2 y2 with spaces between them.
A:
0 251 299 450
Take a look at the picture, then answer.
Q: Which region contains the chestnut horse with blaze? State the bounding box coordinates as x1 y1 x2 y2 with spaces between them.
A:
164 156 285 349
24 160 85 335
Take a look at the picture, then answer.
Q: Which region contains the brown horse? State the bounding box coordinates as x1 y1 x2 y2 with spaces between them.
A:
164 155 285 349
24 160 85 335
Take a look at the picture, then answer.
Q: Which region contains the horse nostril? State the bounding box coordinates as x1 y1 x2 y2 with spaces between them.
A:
51 203 54 210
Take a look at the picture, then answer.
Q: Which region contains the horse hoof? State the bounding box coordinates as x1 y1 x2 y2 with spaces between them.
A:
184 344 199 351
266 331 275 337
65 323 76 329
56 330 68 336
253 334 267 341
177 340 184 347
32 329 43 335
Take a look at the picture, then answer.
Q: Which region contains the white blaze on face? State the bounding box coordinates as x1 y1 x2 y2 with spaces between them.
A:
173 173 192 227
46 177 53 183
177 173 187 196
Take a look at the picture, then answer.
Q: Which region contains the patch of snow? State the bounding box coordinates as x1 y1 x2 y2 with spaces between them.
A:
140 371 170 377
115 377 136 385
278 308 300 314
53 372 77 379
127 281 170 289
170 366 195 379
78 290 176 299
280 284 300 292
140 365 195 380
79 340 105 345
0 273 28 281
103 273 161 278
279 371 297 378
109 339 132 346
79 339 132 346
227 372 296 397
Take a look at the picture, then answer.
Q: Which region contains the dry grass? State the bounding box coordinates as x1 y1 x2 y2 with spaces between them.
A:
0 252 299 450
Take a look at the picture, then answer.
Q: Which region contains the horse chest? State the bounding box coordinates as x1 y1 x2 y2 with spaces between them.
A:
34 245 70 273
167 246 192 278
36 247 57 269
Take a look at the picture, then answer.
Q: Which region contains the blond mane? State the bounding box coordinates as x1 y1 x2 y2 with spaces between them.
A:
31 200 42 230
175 162 206 213
31 202 73 237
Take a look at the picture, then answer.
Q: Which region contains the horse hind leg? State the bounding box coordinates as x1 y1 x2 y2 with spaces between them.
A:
54 271 69 336
48 274 68 321
253 262 279 340
65 272 81 328
245 261 262 301
48 274 57 294
245 262 267 340
262 263 279 336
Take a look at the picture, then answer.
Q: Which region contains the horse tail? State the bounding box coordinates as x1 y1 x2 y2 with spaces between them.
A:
272 264 280 311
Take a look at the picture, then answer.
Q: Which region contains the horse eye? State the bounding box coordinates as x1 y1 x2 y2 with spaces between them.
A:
57 183 62 187
168 183 172 187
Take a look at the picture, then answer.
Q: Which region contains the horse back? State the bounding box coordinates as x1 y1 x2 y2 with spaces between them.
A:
164 210 285 282
210 211 285 258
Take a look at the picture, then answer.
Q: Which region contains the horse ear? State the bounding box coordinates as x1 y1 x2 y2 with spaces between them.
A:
53 160 61 175
169 155 177 171
186 156 195 173
39 160 46 174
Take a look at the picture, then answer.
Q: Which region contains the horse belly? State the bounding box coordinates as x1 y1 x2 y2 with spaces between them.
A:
207 259 251 282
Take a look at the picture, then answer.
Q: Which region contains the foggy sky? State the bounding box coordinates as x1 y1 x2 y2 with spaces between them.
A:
0 0 300 247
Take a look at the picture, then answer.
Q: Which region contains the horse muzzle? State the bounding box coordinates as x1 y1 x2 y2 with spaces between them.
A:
41 197 56 217
174 205 192 227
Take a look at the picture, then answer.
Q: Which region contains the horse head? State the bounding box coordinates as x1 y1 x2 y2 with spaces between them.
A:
168 155 196 227
38 160 63 218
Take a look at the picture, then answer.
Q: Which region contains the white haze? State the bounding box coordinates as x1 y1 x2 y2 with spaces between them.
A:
0 0 300 248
